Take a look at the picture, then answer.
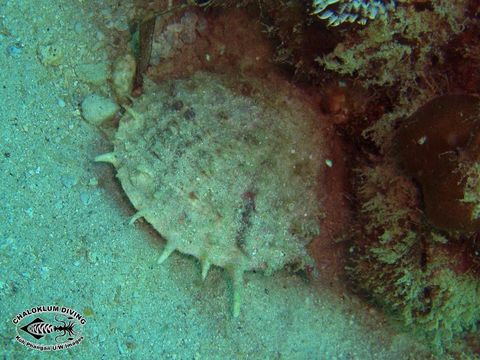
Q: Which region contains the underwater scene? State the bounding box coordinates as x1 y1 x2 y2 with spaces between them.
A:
1 0 479 358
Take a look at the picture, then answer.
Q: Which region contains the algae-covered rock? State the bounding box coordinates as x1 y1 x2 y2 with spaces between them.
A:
348 161 480 354
317 0 467 90
96 71 326 316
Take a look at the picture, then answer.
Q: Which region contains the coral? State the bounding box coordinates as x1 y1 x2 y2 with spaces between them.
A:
421 264 480 350
328 3 480 353
347 162 426 321
311 0 396 27
347 161 480 353
316 0 467 89
96 72 326 316
329 0 473 152
394 94 480 233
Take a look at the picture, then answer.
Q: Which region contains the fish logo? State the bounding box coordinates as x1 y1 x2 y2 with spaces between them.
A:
20 316 77 341
12 305 86 351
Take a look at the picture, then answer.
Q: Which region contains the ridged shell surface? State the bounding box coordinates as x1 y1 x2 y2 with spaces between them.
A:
100 71 326 314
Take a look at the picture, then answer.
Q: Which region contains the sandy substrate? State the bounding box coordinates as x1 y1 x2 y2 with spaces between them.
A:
0 0 429 358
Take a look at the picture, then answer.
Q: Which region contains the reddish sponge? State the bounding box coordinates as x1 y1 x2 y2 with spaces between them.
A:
395 94 480 233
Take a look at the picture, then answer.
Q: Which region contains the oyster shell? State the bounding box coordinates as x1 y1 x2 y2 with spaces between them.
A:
96 72 326 316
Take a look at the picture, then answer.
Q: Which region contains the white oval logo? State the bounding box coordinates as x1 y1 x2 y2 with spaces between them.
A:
12 305 86 351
